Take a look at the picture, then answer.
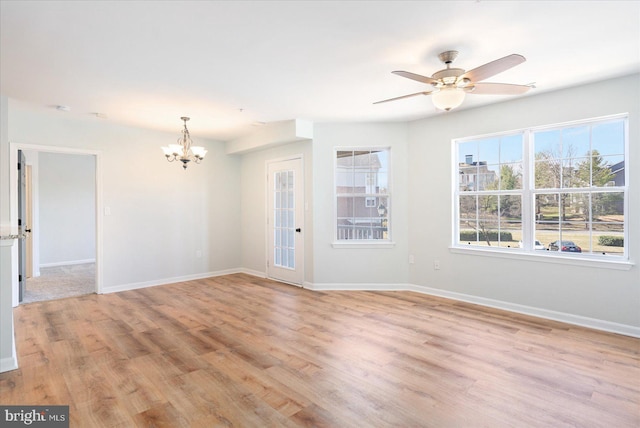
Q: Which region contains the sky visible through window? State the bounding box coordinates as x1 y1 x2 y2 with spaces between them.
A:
458 121 624 167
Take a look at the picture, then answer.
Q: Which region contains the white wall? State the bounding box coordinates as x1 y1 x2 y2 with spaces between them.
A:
38 152 95 266
407 73 640 329
7 101 242 291
311 122 410 286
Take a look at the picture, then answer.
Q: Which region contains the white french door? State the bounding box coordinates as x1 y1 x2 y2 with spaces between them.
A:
267 157 304 286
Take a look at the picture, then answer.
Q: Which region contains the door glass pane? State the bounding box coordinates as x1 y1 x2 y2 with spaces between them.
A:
274 170 295 269
288 249 295 268
288 191 294 211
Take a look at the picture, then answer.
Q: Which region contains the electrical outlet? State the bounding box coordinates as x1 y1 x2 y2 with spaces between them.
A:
409 255 415 264
434 260 440 270
196 250 202 258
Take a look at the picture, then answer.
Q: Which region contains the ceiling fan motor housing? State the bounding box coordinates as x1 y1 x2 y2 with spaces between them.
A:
431 68 465 86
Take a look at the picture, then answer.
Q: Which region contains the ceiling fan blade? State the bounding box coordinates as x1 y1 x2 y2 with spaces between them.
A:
392 70 438 85
469 82 532 95
373 91 433 104
460 54 526 83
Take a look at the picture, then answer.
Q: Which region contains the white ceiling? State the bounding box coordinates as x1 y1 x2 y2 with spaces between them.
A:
1 1 639 142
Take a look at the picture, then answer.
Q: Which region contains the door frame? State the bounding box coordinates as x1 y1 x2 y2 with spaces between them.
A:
9 143 103 307
25 164 34 278
265 155 304 286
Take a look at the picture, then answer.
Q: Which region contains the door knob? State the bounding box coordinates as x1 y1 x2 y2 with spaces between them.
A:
295 228 301 232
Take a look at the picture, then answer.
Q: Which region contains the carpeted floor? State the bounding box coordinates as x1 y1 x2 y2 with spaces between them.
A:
23 263 95 304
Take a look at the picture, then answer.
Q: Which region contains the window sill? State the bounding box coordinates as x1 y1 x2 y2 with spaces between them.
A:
449 246 634 271
332 241 396 249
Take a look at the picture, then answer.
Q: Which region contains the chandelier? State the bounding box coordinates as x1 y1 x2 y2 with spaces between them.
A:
162 117 207 169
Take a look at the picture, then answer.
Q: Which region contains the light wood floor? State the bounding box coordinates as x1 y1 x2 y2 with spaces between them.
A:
1 273 638 427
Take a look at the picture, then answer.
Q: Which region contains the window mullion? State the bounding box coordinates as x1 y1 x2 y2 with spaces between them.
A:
522 130 533 250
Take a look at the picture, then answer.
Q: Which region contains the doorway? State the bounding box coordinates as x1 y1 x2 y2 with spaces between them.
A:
266 157 304 286
11 144 101 305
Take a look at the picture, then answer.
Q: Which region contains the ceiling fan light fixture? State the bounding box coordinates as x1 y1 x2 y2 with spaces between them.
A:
432 86 465 111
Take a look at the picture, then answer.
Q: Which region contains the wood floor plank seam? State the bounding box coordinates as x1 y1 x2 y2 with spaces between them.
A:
1 273 638 427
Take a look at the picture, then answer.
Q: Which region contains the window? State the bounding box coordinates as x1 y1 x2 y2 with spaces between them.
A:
454 115 628 261
458 133 523 249
335 148 390 241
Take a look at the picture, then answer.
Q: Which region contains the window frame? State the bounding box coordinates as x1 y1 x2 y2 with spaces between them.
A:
451 114 632 270
333 146 393 248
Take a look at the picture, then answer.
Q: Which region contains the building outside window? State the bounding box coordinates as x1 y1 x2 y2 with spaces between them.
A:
454 115 628 260
335 148 390 241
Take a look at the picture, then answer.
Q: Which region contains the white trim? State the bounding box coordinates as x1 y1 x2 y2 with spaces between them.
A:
0 318 17 373
305 281 401 291
0 355 18 374
449 246 634 270
100 268 242 294
306 281 640 338
238 267 267 278
40 259 96 268
331 241 396 249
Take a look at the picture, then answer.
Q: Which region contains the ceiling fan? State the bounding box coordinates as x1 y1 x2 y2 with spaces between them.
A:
375 50 533 111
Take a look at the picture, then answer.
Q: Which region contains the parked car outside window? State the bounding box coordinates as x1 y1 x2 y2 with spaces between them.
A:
548 240 582 253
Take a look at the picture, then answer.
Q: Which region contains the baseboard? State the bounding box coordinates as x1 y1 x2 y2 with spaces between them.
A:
309 281 640 338
410 283 640 338
40 259 96 268
237 268 267 278
305 282 400 291
100 268 243 294
0 355 18 373
0 330 18 373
